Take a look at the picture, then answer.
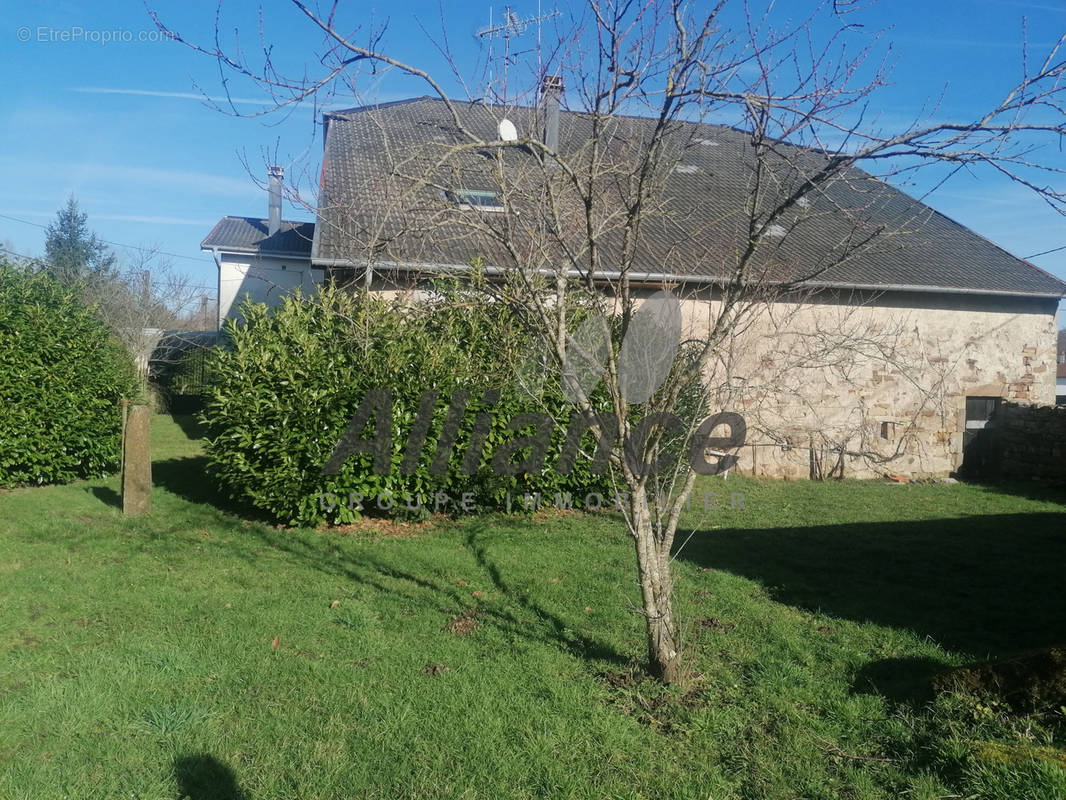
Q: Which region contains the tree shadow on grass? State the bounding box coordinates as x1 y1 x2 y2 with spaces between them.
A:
169 413 208 441
173 753 247 800
961 479 1066 508
851 655 950 706
152 456 227 508
463 523 628 664
676 512 1066 661
150 456 274 524
221 520 630 670
87 485 120 509
147 448 630 667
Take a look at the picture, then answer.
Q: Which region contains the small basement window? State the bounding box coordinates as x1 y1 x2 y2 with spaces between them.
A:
442 188 505 212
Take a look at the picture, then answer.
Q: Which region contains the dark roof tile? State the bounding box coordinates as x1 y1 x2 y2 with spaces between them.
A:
202 216 315 258
313 97 1066 298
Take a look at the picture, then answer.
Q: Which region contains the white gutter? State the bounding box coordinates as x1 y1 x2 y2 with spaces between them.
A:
208 247 223 332
204 245 316 260
309 257 1066 300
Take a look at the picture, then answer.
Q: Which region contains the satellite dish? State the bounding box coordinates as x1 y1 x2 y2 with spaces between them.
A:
498 118 518 142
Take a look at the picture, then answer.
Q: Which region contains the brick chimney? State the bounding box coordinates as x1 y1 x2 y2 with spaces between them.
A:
267 165 283 236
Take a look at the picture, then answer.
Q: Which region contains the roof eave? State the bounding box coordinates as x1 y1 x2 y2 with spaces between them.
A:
202 244 317 260
310 257 1066 300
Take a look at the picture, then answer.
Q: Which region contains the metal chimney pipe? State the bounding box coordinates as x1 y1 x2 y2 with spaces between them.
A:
542 75 563 152
267 165 284 236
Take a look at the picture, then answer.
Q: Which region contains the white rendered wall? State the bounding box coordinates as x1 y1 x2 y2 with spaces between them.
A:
217 253 324 326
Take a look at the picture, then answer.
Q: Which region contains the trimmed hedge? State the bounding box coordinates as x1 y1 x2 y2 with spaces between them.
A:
204 283 614 525
0 264 138 486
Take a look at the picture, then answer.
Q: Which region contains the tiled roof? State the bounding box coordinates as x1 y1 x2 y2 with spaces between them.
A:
202 216 315 258
314 97 1066 298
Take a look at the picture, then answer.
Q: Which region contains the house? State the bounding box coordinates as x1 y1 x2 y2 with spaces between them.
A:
201 167 318 328
203 91 1066 479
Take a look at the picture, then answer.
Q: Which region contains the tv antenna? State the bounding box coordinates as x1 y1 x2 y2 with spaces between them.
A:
476 4 560 103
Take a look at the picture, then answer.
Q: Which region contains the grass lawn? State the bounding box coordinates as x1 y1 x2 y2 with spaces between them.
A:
1 415 1065 799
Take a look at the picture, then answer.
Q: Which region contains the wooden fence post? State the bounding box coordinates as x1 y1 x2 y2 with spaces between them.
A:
120 398 129 476
122 404 151 517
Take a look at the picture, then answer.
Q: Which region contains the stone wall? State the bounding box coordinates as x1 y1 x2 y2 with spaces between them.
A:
672 288 1059 479
988 403 1066 484
376 282 1059 481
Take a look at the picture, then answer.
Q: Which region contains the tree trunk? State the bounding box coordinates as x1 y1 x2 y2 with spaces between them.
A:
630 485 682 683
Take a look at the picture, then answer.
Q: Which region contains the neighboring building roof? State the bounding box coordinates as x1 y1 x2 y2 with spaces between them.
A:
315 97 1066 299
202 216 315 259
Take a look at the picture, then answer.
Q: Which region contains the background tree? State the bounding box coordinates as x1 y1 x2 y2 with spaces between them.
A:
87 246 205 381
151 0 1066 683
44 197 117 284
40 199 209 383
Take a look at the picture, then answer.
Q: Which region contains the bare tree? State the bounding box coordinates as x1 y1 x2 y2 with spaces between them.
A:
86 246 209 382
151 0 1066 682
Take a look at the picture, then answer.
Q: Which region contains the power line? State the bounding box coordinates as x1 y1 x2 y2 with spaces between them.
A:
1024 244 1066 259
0 245 48 268
0 246 217 294
0 212 215 265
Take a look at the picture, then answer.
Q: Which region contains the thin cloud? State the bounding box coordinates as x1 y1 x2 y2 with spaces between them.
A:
64 162 263 199
0 209 213 227
1 208 215 227
72 86 355 110
0 157 266 202
73 87 286 106
92 213 216 226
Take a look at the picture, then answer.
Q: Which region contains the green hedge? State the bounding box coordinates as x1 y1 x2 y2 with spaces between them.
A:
204 283 614 525
0 264 138 486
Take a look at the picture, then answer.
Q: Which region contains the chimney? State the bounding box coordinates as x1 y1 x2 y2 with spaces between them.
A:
267 165 283 236
541 74 563 153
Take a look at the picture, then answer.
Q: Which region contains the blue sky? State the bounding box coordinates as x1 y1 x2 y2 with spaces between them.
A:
2 0 1066 315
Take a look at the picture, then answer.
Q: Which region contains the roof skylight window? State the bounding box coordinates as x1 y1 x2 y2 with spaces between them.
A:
443 189 505 211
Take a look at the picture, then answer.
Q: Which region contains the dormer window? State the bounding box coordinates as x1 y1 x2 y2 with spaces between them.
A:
442 188 505 212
